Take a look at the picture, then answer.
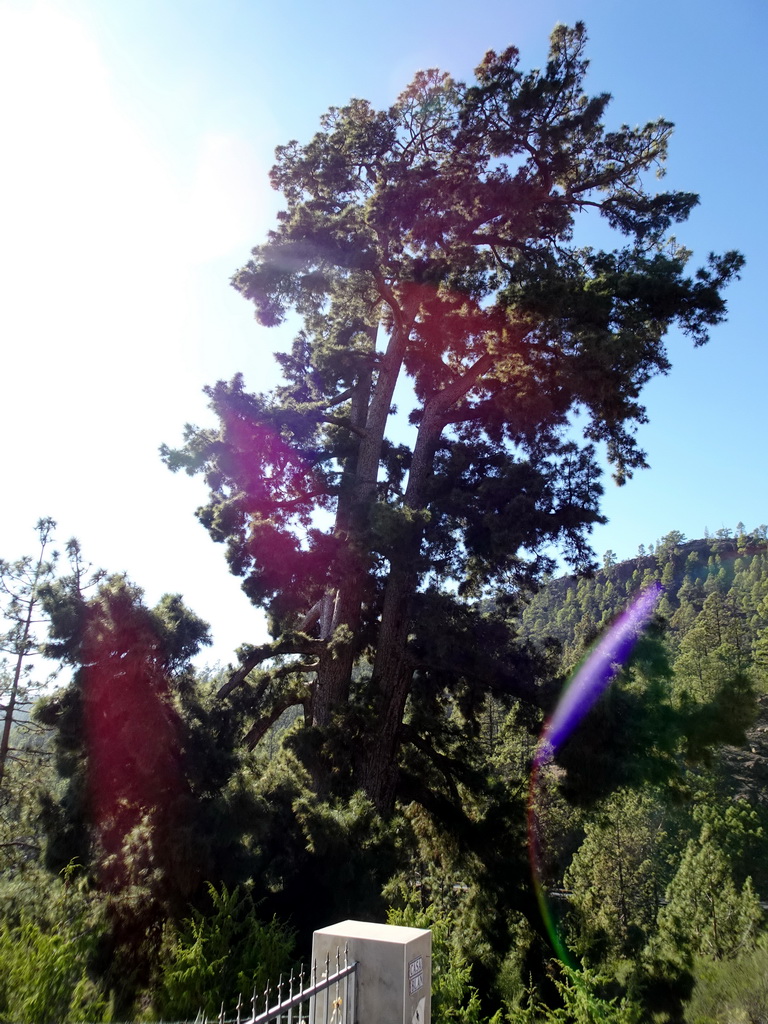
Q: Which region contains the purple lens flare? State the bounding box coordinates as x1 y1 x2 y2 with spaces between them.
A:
528 582 663 966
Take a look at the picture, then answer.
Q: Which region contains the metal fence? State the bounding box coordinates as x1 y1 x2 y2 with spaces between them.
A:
214 946 358 1024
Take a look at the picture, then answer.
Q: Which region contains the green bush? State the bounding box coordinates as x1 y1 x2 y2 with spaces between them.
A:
387 894 501 1024
0 915 112 1024
511 963 642 1024
155 883 295 1019
0 862 112 1024
684 946 768 1023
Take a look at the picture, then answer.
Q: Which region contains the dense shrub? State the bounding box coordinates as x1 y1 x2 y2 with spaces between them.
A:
155 883 295 1019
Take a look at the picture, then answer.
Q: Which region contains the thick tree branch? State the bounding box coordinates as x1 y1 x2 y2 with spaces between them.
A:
299 598 324 632
433 351 496 414
401 725 462 804
323 387 355 409
321 415 367 438
372 270 407 334
217 634 325 698
269 491 329 510
246 663 318 719
243 694 305 749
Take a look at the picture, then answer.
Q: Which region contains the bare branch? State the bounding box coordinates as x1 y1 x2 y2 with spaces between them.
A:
0 839 41 853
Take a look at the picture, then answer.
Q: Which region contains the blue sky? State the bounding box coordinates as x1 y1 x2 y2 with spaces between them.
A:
1 0 766 665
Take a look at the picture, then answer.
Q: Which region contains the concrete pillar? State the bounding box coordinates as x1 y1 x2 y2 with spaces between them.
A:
312 919 431 1024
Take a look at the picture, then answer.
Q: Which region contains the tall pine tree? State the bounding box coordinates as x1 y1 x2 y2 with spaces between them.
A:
164 24 743 812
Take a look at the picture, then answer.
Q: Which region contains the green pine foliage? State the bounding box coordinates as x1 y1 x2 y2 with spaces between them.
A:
387 894 502 1024
29 554 268 1011
155 883 295 1020
509 963 643 1023
509 530 768 1021
1 526 766 1022
564 786 672 960
0 866 113 1024
652 838 760 965
683 945 768 1024
0 916 113 1024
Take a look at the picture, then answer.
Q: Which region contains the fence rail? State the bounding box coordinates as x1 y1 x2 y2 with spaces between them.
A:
214 946 358 1024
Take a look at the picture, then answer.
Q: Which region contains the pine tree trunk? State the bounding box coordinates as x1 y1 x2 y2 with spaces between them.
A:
358 561 418 811
359 410 443 811
311 323 405 728
357 358 492 811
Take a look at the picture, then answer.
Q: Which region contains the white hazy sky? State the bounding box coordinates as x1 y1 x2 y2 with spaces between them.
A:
1 0 766 666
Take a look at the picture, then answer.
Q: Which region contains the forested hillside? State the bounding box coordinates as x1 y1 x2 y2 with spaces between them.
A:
522 525 768 669
1 522 767 1023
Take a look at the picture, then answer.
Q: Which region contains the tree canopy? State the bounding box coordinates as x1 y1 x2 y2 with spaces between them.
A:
164 23 743 812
